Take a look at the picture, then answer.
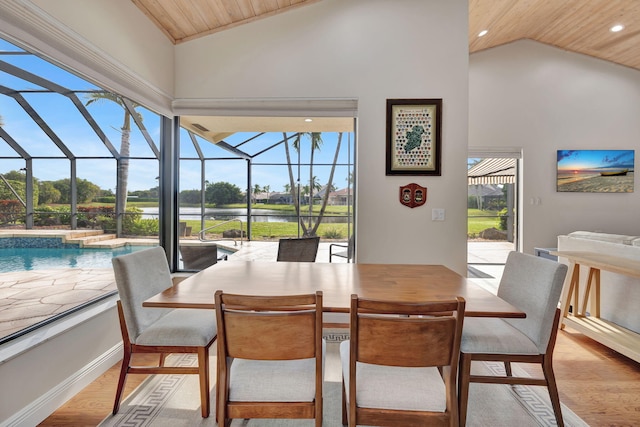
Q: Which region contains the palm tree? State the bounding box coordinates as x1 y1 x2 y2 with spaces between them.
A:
293 132 323 231
307 176 322 227
283 132 307 235
252 183 262 203
284 131 345 237
85 92 142 216
263 185 271 203
309 132 343 236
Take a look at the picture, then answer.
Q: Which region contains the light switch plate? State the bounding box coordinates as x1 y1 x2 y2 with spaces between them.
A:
432 208 445 221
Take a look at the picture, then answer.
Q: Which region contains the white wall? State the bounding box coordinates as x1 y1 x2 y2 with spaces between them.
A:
469 40 640 254
175 0 470 273
0 300 121 425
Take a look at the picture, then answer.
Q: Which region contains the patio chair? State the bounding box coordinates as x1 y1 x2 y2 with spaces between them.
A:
458 251 568 426
341 294 465 427
111 247 217 417
329 235 354 263
215 290 324 427
277 236 320 262
180 243 218 270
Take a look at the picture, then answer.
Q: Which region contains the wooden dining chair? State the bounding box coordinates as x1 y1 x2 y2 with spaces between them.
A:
215 290 324 427
458 251 568 426
341 295 466 427
276 236 320 262
111 247 217 417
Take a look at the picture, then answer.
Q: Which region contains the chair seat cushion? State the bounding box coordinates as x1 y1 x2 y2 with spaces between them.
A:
229 339 326 402
461 317 539 355
135 309 217 347
339 340 446 412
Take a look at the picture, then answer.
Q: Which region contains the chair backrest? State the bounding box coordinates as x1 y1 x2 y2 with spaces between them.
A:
345 235 355 259
112 247 174 341
277 236 320 262
498 251 568 353
350 295 465 369
215 291 323 361
180 244 218 270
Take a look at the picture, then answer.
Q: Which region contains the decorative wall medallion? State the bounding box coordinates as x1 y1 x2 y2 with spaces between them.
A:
399 183 427 208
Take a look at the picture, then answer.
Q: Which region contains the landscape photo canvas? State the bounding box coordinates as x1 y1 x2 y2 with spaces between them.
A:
557 150 635 193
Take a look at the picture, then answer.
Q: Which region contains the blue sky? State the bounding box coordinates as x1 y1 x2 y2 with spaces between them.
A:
557 149 635 173
0 38 353 194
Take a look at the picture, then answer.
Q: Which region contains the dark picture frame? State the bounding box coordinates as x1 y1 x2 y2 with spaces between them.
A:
386 98 442 176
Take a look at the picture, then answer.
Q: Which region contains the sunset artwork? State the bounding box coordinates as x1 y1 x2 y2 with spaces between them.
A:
557 150 635 193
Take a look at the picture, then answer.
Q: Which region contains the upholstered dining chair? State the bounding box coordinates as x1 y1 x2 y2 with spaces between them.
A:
111 247 217 418
340 295 466 427
215 290 324 427
276 236 320 262
458 251 568 426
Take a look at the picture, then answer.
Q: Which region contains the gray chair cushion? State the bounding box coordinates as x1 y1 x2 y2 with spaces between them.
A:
460 317 539 355
229 339 326 402
497 251 567 353
112 247 175 341
113 247 217 346
135 308 217 347
340 340 446 412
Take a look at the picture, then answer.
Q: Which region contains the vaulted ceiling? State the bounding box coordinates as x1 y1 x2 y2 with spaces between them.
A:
130 0 640 139
132 0 640 71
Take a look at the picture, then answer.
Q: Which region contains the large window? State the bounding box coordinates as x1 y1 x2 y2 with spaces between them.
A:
0 37 164 343
178 129 355 244
0 37 356 343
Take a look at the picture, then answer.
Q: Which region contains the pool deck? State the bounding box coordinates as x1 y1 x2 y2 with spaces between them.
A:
0 230 509 340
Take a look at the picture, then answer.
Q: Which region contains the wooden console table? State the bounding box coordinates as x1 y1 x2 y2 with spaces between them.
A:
551 251 640 362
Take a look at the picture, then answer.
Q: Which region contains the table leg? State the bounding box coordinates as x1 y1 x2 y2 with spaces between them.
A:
560 262 580 329
581 267 600 316
592 268 600 317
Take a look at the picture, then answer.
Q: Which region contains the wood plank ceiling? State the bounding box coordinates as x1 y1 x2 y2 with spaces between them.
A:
132 0 640 71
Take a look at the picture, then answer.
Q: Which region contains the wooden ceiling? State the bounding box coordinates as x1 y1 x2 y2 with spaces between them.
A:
131 0 320 44
132 0 640 71
469 0 640 71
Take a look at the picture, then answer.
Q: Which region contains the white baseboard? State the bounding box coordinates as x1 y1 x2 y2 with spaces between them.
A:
2 343 122 427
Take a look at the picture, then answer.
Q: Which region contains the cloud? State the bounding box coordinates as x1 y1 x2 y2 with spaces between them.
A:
557 150 578 161
602 151 633 164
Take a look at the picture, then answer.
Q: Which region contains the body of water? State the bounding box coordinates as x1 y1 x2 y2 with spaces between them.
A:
141 207 349 223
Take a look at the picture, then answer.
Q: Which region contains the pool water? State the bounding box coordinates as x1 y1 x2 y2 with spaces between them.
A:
0 246 156 272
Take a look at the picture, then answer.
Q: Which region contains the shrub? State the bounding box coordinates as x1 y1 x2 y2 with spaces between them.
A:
323 228 343 239
0 200 24 224
33 205 63 226
124 218 159 236
498 208 510 230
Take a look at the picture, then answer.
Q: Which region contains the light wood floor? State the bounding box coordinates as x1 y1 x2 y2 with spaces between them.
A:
39 326 640 426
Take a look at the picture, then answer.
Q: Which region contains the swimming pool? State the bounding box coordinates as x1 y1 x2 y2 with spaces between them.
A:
0 242 236 272
0 245 156 273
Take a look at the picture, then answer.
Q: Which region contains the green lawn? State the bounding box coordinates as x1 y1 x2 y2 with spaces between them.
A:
75 202 494 240
467 209 501 237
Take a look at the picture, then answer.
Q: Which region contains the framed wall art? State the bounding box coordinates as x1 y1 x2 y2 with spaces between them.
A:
556 149 634 193
386 98 442 176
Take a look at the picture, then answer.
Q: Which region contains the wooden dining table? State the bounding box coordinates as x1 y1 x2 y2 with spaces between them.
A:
143 261 525 318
